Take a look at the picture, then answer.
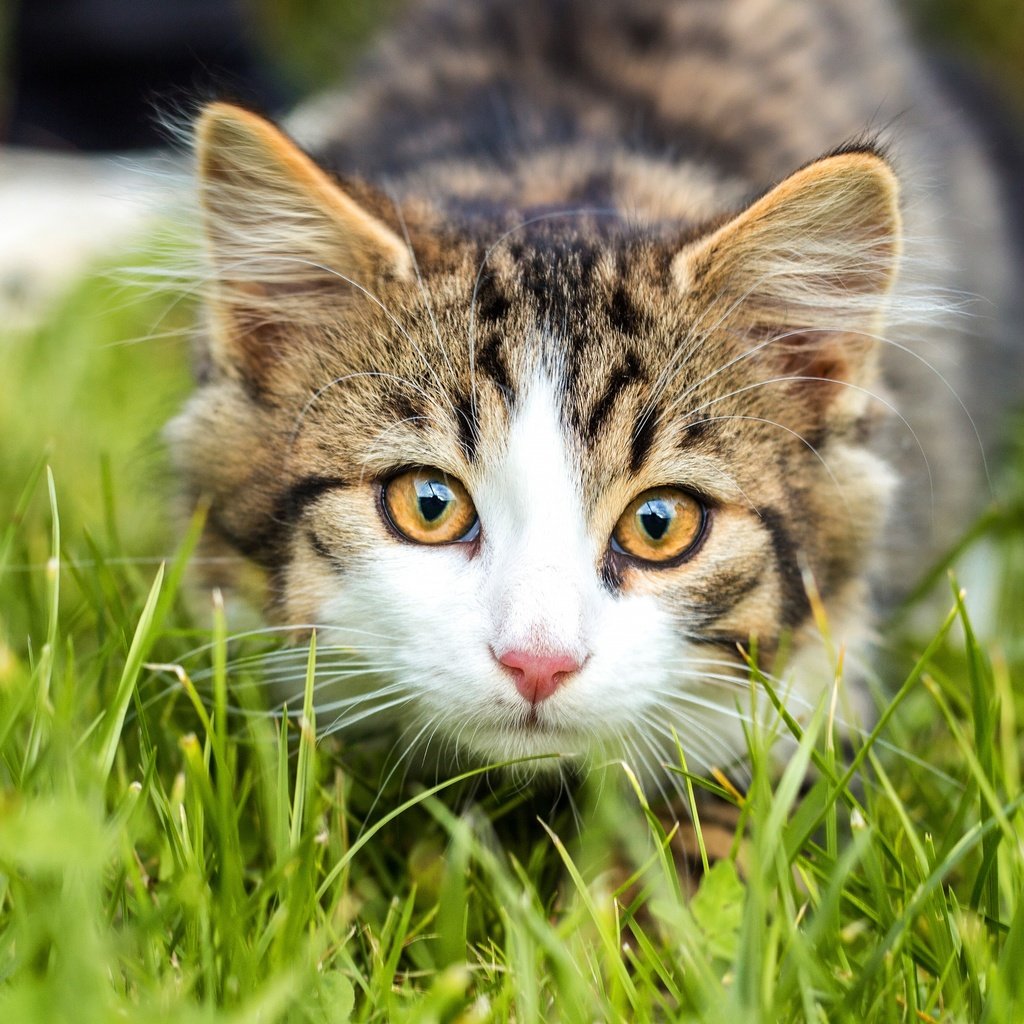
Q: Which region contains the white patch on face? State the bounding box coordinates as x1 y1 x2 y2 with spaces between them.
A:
313 370 758 777
475 378 596 662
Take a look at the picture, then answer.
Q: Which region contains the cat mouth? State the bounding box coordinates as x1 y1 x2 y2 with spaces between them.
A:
519 707 544 730
508 706 566 735
493 696 555 732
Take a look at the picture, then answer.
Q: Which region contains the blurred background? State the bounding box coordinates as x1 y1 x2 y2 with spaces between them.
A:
1 0 401 150
0 0 1020 583
0 0 1021 152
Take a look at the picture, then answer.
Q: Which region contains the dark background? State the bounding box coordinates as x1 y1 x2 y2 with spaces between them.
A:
0 0 1021 152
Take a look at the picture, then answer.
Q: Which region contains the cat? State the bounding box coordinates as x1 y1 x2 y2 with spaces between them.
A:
168 0 1022 783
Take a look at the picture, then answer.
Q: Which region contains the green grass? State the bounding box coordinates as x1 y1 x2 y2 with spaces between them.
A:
2 244 1024 1023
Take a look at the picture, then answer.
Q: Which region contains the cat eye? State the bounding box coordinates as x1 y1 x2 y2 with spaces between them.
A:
381 468 479 545
611 487 706 565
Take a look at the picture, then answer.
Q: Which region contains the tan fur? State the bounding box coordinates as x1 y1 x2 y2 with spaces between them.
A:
198 103 411 280
170 0 1020 770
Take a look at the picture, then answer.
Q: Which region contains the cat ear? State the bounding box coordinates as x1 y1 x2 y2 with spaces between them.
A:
196 102 410 304
674 150 901 405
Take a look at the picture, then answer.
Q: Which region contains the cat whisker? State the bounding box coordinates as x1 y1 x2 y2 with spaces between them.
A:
390 195 445 349
638 274 774 428
356 412 455 485
856 327 992 494
634 708 752 787
658 672 966 789
319 691 416 738
663 665 783 691
192 650 375 679
685 412 851 510
257 665 401 692
382 714 446 807
228 681 407 719
199 647 400 679
2 554 246 573
221 671 387 697
331 712 439 833
632 727 692 805
654 679 764 706
626 716 716 786
619 735 660 796
232 252 451 408
287 368 440 452
676 655 769 677
388 195 465 413
675 373 935 515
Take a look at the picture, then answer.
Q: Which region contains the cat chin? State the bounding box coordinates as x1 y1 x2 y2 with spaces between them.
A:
444 727 743 789
432 712 722 777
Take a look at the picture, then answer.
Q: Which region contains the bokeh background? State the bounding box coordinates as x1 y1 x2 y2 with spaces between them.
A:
0 8 1022 1018
0 0 1021 585
1 0 1021 150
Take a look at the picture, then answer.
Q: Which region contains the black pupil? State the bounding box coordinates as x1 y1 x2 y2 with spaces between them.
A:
639 499 672 541
417 479 452 523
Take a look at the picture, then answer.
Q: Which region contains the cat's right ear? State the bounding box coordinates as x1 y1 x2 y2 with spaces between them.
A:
195 103 410 371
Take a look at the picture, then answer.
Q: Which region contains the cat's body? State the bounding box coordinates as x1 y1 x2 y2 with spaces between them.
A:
170 0 1021 779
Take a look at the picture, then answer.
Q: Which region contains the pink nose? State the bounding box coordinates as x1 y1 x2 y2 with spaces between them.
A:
497 649 583 704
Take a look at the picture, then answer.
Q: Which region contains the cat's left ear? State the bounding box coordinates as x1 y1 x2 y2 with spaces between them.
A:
674 150 901 401
195 102 411 296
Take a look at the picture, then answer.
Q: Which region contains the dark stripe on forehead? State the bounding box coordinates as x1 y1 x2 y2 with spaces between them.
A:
585 350 643 440
606 285 650 337
389 391 428 428
680 417 712 445
630 404 659 473
757 505 812 629
453 395 479 461
476 329 516 403
474 273 511 322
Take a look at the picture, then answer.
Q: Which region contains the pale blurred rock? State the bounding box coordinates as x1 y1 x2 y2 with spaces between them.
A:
0 148 186 327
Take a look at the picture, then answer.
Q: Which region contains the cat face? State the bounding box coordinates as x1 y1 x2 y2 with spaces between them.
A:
171 105 900 775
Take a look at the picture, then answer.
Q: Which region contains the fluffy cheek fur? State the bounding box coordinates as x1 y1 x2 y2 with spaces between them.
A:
284 378 763 774
177 106 910 777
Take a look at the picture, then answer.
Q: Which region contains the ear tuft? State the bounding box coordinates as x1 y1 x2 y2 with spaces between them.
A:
677 151 901 335
674 152 902 413
195 102 411 293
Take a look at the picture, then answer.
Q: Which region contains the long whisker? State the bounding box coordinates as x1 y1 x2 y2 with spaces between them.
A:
288 369 439 451
173 623 400 662
672 373 935 514
266 255 450 402
675 411 849 511
390 194 446 353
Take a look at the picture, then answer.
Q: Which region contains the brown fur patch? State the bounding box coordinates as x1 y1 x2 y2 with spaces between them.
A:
172 0 1018 775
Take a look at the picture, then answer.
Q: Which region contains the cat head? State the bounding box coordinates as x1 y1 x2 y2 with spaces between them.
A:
170 103 901 775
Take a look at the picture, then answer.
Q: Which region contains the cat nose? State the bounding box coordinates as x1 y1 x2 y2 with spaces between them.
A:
496 648 583 704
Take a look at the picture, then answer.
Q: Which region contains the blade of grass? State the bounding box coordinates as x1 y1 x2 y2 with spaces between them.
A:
96 562 164 782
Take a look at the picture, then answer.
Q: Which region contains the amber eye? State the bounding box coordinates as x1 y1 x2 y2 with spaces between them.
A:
611 487 706 564
381 468 479 544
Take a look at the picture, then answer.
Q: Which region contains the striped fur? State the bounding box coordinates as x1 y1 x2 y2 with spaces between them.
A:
169 0 1020 778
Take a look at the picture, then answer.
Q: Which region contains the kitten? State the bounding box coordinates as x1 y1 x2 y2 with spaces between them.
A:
169 0 1021 780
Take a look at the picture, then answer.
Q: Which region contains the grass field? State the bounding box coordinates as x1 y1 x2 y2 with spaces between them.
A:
3 0 1024 1017
1 224 1023 1023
